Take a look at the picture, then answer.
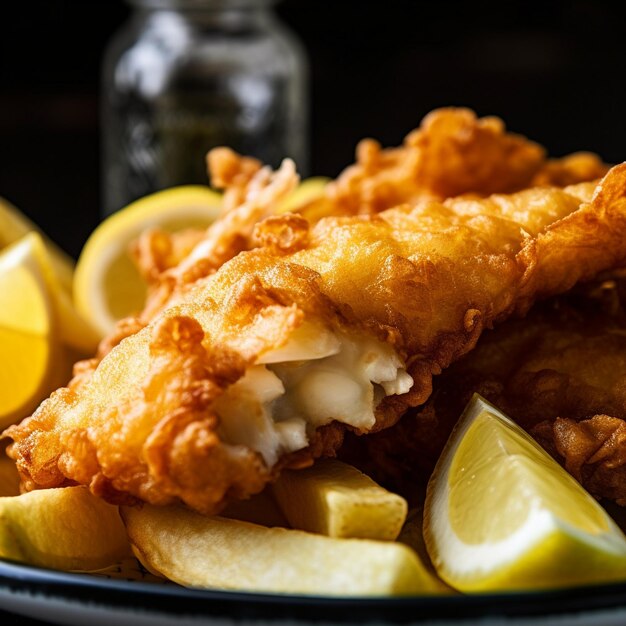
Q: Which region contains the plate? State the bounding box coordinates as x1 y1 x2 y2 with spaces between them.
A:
3 559 626 625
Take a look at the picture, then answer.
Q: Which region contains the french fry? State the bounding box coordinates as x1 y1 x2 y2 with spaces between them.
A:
398 507 454 592
272 459 408 540
122 504 448 596
397 507 431 563
0 487 130 571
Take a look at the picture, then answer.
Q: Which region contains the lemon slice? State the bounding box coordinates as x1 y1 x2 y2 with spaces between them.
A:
74 186 223 336
0 196 74 294
30 235 101 354
0 237 62 428
74 178 327 336
424 394 626 592
3 233 100 354
0 236 54 336
0 328 56 424
278 176 330 213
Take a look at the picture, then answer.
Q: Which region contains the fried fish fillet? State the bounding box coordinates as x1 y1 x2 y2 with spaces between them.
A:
5 165 626 515
346 267 626 505
131 108 609 326
300 109 608 222
134 108 547 284
136 108 609 282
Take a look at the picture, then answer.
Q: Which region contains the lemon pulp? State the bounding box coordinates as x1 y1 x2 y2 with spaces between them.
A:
0 196 74 293
103 249 148 321
0 262 51 335
0 234 79 428
0 327 53 418
74 186 222 336
424 394 626 592
449 411 609 543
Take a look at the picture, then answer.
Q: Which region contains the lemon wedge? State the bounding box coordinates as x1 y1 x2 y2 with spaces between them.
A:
4 233 100 354
424 394 626 592
0 196 74 294
0 200 96 353
0 328 56 424
74 186 223 336
0 236 60 427
26 233 100 353
0 238 53 336
74 178 327 336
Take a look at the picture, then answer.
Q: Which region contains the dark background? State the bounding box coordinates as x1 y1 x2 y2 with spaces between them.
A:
1 0 626 258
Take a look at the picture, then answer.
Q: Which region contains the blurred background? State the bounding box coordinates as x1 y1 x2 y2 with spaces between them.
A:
1 0 625 258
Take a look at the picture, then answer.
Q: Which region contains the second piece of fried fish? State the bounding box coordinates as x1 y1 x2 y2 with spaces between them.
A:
344 269 626 507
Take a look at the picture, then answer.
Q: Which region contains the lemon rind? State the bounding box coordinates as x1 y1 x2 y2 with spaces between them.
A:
425 395 626 589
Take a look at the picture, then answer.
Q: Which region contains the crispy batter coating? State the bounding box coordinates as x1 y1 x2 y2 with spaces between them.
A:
131 228 207 284
532 152 610 187
137 156 300 323
5 165 626 514
128 108 609 334
534 416 626 506
347 266 626 504
299 108 546 221
131 148 264 287
298 110 609 224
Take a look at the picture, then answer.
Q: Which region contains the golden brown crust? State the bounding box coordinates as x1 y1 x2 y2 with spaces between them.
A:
532 152 611 188
252 214 310 255
129 144 262 295
139 156 300 321
6 165 626 514
347 255 626 504
131 228 207 284
136 109 610 324
95 316 147 361
533 416 626 506
206 147 262 207
300 108 547 221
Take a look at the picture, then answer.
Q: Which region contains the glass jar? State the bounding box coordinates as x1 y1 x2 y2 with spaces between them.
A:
101 0 309 215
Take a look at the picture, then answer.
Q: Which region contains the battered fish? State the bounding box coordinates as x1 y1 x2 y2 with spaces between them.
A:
5 164 626 514
300 109 608 221
131 108 609 326
346 269 626 505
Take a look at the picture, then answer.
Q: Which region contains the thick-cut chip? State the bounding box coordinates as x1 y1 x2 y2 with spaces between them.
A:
272 459 407 540
0 487 130 571
122 504 447 596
